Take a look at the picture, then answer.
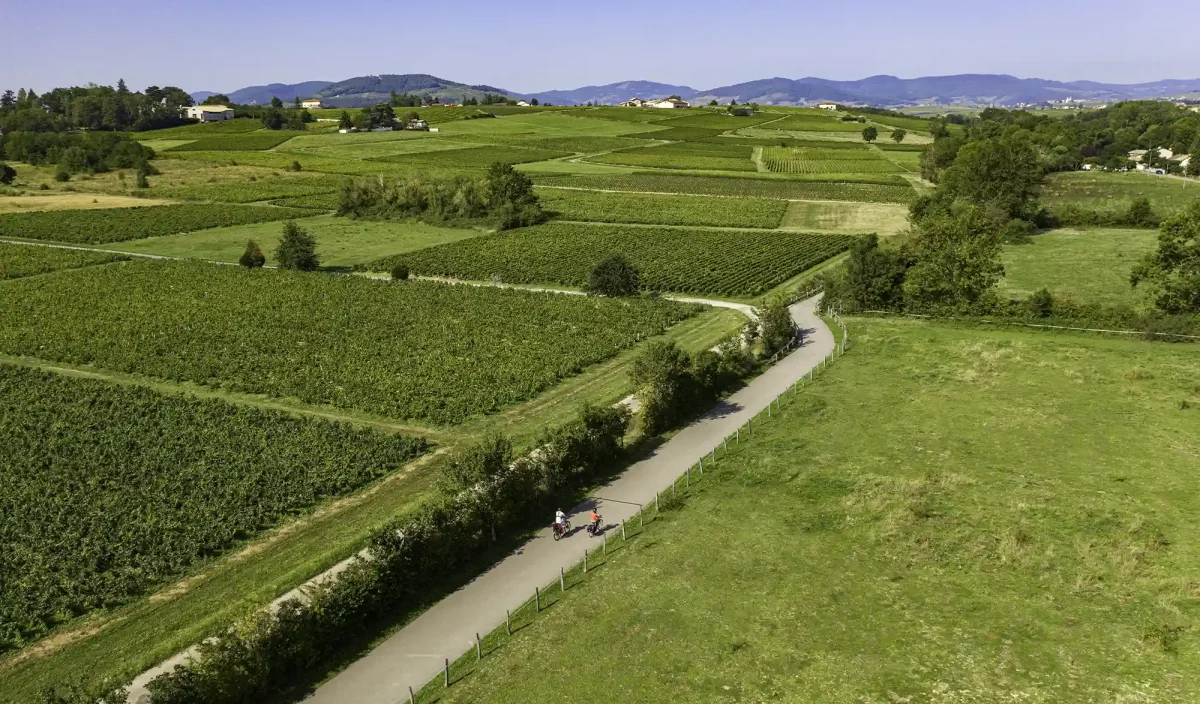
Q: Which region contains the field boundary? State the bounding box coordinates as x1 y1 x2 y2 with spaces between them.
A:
858 309 1200 341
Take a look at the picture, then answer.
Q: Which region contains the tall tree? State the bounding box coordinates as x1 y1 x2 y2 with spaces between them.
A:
903 205 1005 312
116 78 130 96
891 128 906 143
1131 202 1200 313
270 96 283 109
201 94 230 106
292 95 301 109
862 126 878 143
275 221 320 271
338 111 353 130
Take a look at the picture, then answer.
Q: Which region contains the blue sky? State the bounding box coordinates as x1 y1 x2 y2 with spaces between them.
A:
4 0 1198 93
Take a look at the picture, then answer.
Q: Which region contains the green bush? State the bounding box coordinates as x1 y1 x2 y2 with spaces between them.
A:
0 162 15 185
274 220 319 271
390 262 410 280
239 239 265 269
585 253 640 297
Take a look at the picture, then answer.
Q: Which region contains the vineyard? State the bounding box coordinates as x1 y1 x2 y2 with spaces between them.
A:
0 203 313 244
0 260 697 424
381 222 855 296
535 173 917 203
652 112 783 129
761 147 904 174
627 126 726 142
134 118 264 138
587 146 756 172
0 364 427 652
163 132 303 151
762 115 865 132
537 188 786 228
0 242 127 280
270 192 342 210
370 144 571 167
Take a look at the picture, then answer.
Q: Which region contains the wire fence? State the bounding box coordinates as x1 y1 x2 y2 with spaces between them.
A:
408 309 851 703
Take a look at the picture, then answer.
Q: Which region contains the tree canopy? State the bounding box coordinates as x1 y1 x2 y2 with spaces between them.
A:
1131 202 1200 314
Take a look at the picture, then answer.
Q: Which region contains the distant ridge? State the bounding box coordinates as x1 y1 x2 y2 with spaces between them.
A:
194 73 1200 108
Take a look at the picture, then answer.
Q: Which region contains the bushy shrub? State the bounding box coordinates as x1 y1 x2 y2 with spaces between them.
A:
275 220 319 271
0 162 15 185
390 262 409 280
585 253 639 297
239 239 265 269
630 339 751 435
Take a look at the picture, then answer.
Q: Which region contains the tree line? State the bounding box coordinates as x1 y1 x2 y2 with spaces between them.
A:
0 80 192 133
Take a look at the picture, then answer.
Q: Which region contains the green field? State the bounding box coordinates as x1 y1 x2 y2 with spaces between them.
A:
379 222 854 296
781 200 910 235
1000 227 1159 308
150 176 344 203
0 203 312 244
163 132 303 151
371 144 572 167
1042 171 1200 217
761 146 904 174
587 145 756 172
537 188 787 228
537 173 916 203
760 114 866 132
0 260 697 424
428 318 1200 703
110 214 484 268
0 242 127 279
0 364 426 651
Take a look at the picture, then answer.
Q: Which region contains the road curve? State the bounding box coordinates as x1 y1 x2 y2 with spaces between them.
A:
305 294 833 704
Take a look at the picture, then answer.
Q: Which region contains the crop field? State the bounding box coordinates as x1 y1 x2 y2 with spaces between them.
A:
705 136 871 149
111 214 484 268
536 188 787 228
151 176 344 203
0 193 173 214
761 146 904 174
135 118 264 139
859 113 934 134
270 192 342 210
0 242 127 280
164 149 474 179
429 318 1200 704
1042 171 1200 217
0 203 312 244
880 149 922 172
275 137 474 161
163 132 303 151
781 201 910 235
877 142 929 152
0 260 696 424
505 136 651 154
0 364 427 652
563 107 681 122
370 144 572 167
999 227 1158 308
535 173 916 203
759 115 865 131
587 146 756 172
383 222 854 296
433 113 663 140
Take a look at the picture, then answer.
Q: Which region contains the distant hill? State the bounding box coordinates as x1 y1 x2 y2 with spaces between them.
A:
529 81 697 106
195 73 1200 109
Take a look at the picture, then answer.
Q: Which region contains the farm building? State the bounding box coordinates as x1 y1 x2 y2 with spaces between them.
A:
648 98 689 109
301 99 323 109
184 105 235 122
515 100 531 107
620 98 646 108
405 119 429 131
816 102 838 110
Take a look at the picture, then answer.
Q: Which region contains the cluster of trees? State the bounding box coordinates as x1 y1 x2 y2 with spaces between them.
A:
0 80 192 133
926 101 1200 175
336 103 415 131
0 131 155 180
337 162 546 230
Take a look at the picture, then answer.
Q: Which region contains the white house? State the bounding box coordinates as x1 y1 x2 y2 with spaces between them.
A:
301 99 323 109
620 98 646 108
515 100 531 107
816 101 838 110
185 105 235 122
648 98 689 109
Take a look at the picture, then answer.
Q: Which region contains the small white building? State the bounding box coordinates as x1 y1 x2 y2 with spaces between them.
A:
185 105 235 122
515 100 531 107
648 98 689 109
301 99 323 109
620 98 646 108
816 101 838 110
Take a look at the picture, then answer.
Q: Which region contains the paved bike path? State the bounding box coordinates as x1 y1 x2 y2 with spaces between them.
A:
307 295 833 704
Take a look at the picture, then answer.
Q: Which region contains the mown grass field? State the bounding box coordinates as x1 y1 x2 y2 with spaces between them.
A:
427 318 1200 704
1000 227 1159 308
537 188 787 228
110 214 484 268
536 173 916 203
1042 171 1200 217
0 193 174 213
781 200 910 235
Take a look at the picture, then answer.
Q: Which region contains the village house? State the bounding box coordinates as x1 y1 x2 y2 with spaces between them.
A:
619 98 646 108
648 98 689 109
515 100 531 107
816 101 838 110
184 105 235 122
301 99 323 109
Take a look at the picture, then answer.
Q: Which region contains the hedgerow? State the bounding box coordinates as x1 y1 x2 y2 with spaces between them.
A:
373 222 854 296
536 188 787 228
535 173 917 203
0 260 698 424
0 242 126 280
143 405 632 703
0 364 427 652
0 204 312 244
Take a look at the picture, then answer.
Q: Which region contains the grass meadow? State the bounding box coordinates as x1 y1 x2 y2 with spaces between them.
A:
423 318 1200 704
1042 171 1200 217
999 227 1159 308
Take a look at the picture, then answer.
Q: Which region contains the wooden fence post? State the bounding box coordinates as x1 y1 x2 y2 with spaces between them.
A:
560 567 565 592
621 521 627 541
535 587 540 612
506 609 511 635
583 551 588 574
686 466 690 487
409 685 415 704
655 493 659 512
444 658 450 687
476 633 482 661
603 532 607 555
